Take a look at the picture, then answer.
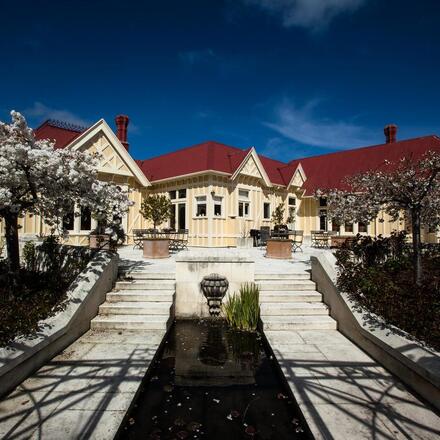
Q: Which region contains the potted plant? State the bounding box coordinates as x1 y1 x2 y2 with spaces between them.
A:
266 202 292 259
140 194 173 258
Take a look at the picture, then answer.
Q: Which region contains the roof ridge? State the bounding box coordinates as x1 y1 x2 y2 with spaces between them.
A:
46 119 88 133
288 135 439 164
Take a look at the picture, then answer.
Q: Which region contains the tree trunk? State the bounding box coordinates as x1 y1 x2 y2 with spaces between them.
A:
411 210 422 286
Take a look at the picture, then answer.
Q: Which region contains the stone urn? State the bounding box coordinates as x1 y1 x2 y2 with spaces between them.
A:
265 238 293 259
200 273 229 316
143 238 170 259
89 234 111 250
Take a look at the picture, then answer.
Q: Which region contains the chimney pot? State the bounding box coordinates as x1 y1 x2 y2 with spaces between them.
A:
115 115 129 151
384 124 397 144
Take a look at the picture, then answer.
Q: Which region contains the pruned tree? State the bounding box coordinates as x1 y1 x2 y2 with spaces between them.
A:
317 151 440 284
271 202 285 226
0 111 132 277
140 194 172 231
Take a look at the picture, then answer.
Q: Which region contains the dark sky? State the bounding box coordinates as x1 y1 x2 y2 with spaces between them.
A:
1 0 439 161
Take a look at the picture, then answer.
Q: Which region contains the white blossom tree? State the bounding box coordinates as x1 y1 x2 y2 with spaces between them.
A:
0 111 132 277
317 151 440 285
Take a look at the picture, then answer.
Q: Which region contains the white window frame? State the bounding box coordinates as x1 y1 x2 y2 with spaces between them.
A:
213 195 224 218
238 189 251 219
194 195 207 218
263 202 271 220
288 196 297 228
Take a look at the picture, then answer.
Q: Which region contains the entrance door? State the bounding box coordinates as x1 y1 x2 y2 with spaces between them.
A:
178 203 186 230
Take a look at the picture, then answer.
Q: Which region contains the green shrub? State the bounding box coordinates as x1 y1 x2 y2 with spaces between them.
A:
336 233 440 351
223 283 260 331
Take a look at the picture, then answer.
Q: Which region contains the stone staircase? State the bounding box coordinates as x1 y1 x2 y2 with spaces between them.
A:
90 270 175 330
257 272 337 330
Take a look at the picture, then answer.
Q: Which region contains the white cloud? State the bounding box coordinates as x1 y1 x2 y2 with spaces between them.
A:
265 99 376 149
243 0 365 31
179 49 216 66
24 102 90 127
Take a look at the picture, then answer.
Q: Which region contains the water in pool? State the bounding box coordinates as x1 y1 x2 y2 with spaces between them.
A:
116 320 312 440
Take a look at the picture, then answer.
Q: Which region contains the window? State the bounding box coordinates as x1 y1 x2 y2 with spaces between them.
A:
178 189 187 199
63 209 74 231
288 197 296 226
344 222 353 233
358 222 368 233
169 190 176 200
213 196 223 217
80 207 91 231
319 197 327 207
331 220 341 233
263 202 271 219
195 196 207 217
238 189 250 218
319 209 328 231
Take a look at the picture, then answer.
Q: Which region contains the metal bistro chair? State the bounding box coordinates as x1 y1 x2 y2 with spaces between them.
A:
291 230 304 252
311 230 329 248
175 229 189 251
259 226 271 249
132 229 147 249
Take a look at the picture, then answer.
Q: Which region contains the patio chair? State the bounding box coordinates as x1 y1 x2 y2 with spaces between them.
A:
311 230 329 248
175 229 189 251
292 230 304 252
132 229 147 249
259 226 270 248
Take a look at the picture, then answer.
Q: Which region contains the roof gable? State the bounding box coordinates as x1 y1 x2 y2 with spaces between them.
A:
231 148 272 187
68 119 151 187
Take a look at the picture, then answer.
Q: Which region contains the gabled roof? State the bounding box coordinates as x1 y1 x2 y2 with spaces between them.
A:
288 135 440 195
137 141 248 182
34 119 88 148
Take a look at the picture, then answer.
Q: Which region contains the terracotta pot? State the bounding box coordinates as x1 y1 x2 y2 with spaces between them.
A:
265 239 292 259
143 238 170 259
89 234 111 250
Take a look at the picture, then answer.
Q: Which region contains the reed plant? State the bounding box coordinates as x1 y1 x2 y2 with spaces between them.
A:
222 282 260 331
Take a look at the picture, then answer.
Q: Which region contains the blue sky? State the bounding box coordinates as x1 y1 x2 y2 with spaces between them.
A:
1 0 439 161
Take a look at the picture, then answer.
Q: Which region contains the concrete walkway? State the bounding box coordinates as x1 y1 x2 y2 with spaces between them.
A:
267 329 440 439
0 330 163 439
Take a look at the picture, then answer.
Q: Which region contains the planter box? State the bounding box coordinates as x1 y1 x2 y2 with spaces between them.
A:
89 234 111 250
265 239 293 259
143 238 170 259
236 237 254 248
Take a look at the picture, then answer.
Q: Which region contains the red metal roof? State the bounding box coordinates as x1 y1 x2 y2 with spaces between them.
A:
32 118 440 192
288 135 440 195
34 120 87 149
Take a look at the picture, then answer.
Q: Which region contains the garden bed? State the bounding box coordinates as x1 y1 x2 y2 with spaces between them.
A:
0 240 95 347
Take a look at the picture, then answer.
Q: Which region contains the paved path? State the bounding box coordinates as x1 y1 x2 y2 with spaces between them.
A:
266 329 440 439
0 330 163 439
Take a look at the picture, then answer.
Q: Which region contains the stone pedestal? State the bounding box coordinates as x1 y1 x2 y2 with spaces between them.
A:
265 239 292 259
142 238 170 259
175 249 255 318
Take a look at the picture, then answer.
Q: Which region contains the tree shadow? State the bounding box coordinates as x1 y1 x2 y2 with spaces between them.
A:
0 343 158 439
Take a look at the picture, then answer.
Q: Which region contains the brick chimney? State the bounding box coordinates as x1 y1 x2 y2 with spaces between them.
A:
115 115 129 151
384 124 397 144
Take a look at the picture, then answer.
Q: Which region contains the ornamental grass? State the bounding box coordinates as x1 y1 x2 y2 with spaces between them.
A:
222 282 260 332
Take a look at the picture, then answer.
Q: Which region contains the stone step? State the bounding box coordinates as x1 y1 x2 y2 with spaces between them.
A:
260 302 329 315
255 272 310 280
257 280 316 291
119 271 175 280
115 280 175 290
91 314 170 330
262 315 337 331
107 290 175 302
99 301 172 315
260 291 322 302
